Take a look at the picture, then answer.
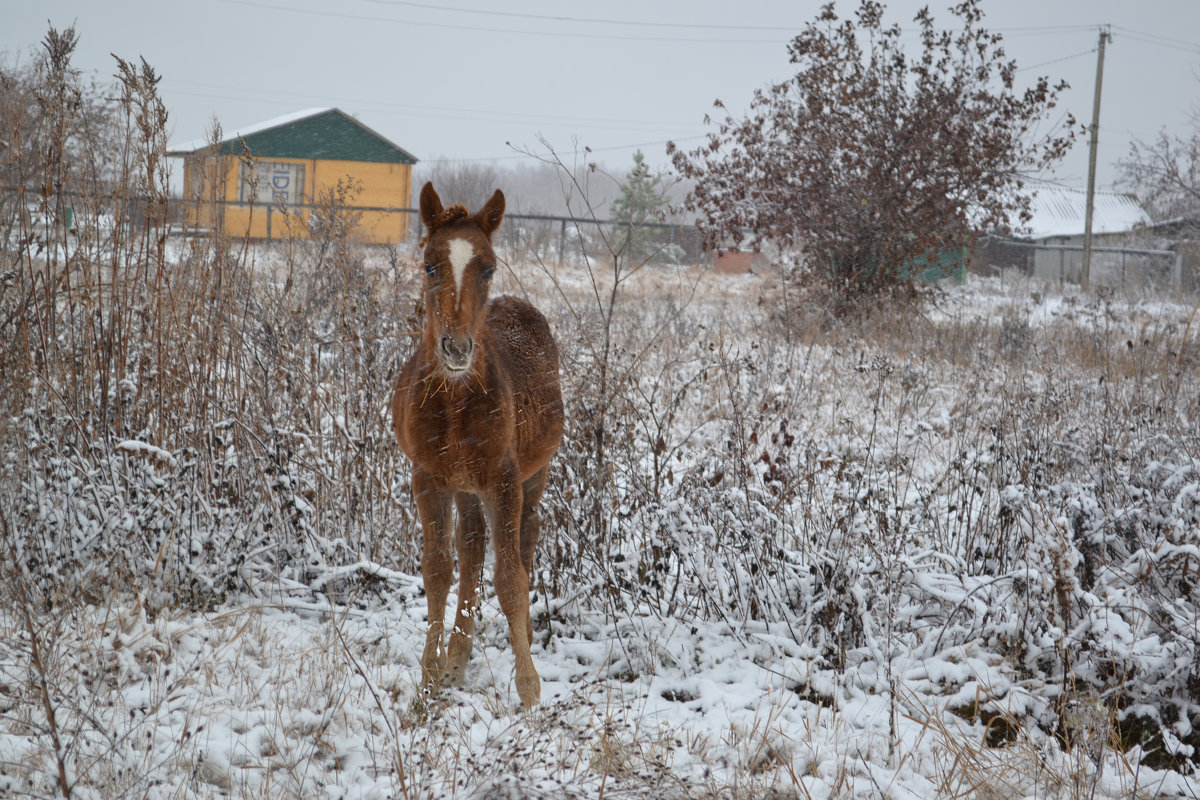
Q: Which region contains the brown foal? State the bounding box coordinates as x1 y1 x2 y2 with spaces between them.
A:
391 182 564 707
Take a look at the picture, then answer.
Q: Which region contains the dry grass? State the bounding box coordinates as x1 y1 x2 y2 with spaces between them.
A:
5 31 1200 797
5 245 1200 796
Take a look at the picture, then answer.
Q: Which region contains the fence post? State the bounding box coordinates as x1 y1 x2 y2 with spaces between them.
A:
558 218 567 266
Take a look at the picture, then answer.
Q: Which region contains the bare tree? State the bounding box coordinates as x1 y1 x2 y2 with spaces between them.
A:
415 159 500 212
1117 110 1200 235
0 28 124 242
669 0 1076 308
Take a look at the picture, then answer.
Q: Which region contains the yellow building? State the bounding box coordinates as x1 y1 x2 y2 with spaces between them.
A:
169 108 417 244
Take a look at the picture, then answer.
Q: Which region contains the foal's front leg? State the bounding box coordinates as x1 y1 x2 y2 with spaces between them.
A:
445 492 487 685
413 469 454 694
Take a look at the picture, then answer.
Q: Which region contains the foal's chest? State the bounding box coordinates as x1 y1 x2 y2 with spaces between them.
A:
405 384 513 488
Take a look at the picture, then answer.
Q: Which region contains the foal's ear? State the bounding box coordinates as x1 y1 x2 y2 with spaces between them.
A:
419 182 443 232
475 189 505 237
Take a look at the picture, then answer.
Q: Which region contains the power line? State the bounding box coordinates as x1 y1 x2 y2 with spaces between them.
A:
360 0 786 31
1016 48 1098 73
162 78 708 164
1111 25 1200 54
993 25 1103 36
168 90 694 140
213 0 787 44
426 135 709 165
164 78 697 131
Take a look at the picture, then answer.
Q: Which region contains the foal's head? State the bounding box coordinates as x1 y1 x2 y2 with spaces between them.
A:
418 181 505 377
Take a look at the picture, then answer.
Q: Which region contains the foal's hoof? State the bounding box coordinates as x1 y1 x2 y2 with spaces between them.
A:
444 638 472 687
516 672 541 708
441 662 467 688
420 653 447 695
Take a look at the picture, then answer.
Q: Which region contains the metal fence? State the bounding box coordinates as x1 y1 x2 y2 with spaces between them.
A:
496 211 705 264
975 237 1192 290
182 200 707 265
2 190 708 266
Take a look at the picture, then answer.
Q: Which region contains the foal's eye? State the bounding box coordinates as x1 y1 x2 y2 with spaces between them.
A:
481 266 495 281
424 262 437 276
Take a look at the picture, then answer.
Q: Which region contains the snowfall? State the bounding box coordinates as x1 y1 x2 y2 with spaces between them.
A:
4 254 1200 800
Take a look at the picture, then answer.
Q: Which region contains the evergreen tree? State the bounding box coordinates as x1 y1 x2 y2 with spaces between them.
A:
609 150 679 264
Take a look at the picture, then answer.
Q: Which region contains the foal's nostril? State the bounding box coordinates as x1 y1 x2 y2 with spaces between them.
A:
440 335 472 355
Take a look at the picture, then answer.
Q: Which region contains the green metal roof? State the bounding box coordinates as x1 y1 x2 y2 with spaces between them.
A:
169 108 418 164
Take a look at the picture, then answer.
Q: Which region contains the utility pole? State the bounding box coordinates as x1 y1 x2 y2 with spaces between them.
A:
1081 25 1111 291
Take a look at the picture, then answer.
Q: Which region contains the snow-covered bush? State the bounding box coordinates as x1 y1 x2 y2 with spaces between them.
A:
534 271 1200 770
5 35 1200 786
1 39 419 607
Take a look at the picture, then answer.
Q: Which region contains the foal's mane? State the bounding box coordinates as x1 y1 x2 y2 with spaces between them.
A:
419 203 471 247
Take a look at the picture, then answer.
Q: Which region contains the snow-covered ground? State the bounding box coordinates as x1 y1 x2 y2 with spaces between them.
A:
4 261 1200 799
4 552 1196 798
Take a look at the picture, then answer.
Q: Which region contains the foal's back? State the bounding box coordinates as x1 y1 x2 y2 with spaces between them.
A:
484 295 563 479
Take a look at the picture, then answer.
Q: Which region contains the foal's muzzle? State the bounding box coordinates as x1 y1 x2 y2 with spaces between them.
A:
439 335 474 372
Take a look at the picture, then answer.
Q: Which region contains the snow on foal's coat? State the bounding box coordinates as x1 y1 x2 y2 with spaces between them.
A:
391 182 564 708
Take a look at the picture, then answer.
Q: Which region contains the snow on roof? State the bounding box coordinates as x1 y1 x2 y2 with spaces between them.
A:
167 107 334 154
1015 182 1150 240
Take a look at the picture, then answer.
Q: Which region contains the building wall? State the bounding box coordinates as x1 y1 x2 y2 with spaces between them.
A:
181 155 413 244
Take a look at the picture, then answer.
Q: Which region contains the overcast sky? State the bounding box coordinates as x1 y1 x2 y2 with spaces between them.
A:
4 0 1199 194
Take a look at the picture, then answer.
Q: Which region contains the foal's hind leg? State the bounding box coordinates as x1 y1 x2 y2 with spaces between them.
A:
519 467 549 646
487 465 539 707
413 469 454 694
445 492 486 686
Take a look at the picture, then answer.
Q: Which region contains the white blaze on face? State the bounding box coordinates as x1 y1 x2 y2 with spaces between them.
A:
447 238 474 305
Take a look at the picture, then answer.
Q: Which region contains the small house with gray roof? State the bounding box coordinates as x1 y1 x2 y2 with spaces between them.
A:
1016 183 1151 283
